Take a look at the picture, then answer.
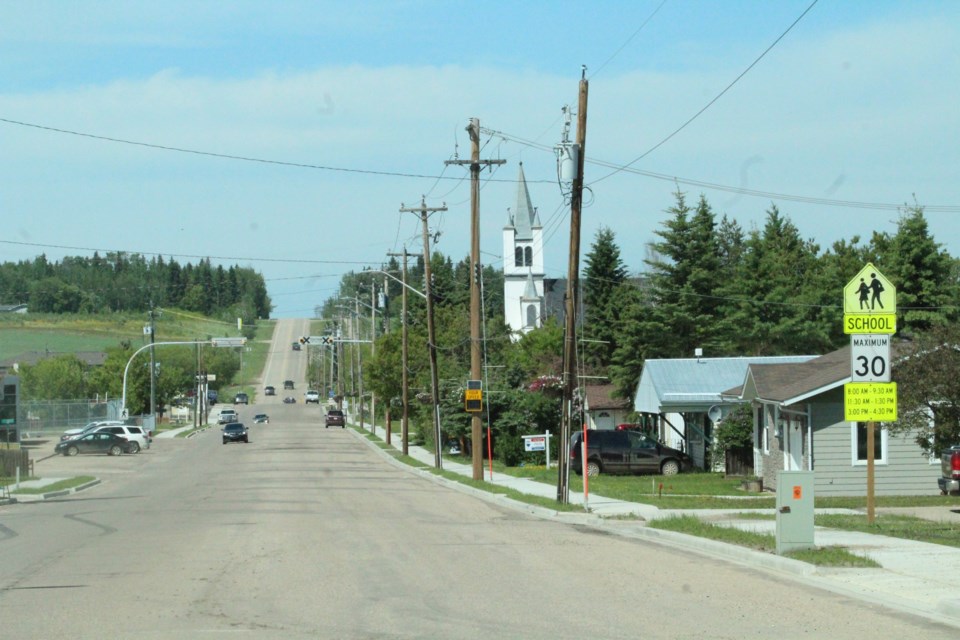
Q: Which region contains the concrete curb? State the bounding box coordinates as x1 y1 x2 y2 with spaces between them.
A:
8 478 102 503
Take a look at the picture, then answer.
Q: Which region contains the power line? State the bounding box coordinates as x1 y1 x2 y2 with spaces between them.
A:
0 116 548 185
591 0 821 185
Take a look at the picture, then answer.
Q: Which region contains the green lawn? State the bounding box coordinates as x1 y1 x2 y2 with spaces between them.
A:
0 311 260 360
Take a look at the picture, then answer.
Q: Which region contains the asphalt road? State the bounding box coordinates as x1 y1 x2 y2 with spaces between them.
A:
1 401 955 639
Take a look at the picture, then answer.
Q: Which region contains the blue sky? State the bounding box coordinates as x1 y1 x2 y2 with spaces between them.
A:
1 1 957 317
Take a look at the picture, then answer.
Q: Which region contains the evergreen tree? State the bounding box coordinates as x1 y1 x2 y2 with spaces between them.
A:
879 205 958 333
581 227 628 370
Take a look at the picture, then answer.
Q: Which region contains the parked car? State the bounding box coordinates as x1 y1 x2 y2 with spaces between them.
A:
253 414 270 424
325 409 345 429
305 390 320 404
55 432 136 457
222 423 249 444
264 385 276 396
570 430 692 477
283 380 295 390
61 420 127 442
283 396 296 404
234 392 249 405
218 409 239 424
93 424 151 453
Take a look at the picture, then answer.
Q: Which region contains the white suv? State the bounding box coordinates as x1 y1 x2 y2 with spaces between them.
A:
93 424 152 453
305 390 320 404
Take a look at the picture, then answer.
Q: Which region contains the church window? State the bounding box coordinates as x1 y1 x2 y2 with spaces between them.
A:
524 246 533 266
515 247 523 267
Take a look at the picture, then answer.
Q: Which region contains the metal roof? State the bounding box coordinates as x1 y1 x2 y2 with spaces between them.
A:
634 355 817 413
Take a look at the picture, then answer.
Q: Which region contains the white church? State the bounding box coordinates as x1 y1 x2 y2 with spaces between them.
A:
502 163 546 337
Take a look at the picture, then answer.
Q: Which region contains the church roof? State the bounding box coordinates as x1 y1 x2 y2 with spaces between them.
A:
509 163 539 240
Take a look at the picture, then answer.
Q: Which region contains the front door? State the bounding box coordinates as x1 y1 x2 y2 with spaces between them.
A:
787 416 803 470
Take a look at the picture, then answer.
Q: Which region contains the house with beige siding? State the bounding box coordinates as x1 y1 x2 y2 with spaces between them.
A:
725 346 940 496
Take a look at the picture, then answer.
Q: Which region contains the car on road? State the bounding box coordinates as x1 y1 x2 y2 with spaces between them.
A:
570 429 692 477
283 396 296 404
305 390 320 404
325 409 345 428
93 424 151 453
283 380 295 390
234 392 249 405
60 420 127 441
253 414 269 424
218 409 239 424
221 422 249 444
55 432 136 457
292 342 301 351
264 385 276 396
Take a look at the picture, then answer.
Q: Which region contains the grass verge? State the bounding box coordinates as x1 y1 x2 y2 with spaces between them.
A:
649 515 880 567
10 476 97 494
815 513 960 549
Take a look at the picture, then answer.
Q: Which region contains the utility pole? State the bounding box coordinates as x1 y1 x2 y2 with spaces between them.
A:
446 117 506 481
148 303 156 420
356 296 365 431
400 198 447 468
387 249 422 456
558 70 589 504
370 284 377 432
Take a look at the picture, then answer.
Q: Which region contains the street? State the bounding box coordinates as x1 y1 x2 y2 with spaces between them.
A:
0 401 954 639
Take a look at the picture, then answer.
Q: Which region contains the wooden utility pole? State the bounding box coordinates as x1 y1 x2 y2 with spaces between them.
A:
388 249 423 456
446 118 506 481
399 199 447 468
557 71 589 504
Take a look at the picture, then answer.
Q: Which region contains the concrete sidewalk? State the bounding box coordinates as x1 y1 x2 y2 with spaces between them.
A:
357 421 960 629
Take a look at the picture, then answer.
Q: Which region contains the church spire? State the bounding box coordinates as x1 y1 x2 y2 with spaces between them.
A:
513 163 537 241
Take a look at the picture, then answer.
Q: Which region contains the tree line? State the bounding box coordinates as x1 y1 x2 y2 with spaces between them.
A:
0 252 272 320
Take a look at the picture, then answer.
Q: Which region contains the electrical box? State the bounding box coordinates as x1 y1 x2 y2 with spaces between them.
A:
775 470 815 555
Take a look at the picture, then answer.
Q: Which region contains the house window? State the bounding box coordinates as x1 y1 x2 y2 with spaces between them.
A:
851 422 888 465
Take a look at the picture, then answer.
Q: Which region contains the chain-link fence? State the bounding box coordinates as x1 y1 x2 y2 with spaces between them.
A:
19 399 123 438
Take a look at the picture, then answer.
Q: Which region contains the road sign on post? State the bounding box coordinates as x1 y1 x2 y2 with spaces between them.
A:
465 379 482 412
843 263 897 526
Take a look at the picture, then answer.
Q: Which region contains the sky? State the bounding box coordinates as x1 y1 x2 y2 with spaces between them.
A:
1 1 957 318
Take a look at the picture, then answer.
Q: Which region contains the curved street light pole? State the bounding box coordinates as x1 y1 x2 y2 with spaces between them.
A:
121 340 207 419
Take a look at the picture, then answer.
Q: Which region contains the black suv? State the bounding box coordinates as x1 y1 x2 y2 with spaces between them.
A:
222 423 249 444
570 430 691 477
324 410 345 429
234 392 249 405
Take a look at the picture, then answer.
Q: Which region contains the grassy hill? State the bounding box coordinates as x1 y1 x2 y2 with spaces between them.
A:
0 310 269 361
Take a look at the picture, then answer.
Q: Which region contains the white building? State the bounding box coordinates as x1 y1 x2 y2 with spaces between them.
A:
502 163 544 336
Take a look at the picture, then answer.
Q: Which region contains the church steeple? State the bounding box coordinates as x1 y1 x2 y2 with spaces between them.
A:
503 162 545 338
512 163 538 240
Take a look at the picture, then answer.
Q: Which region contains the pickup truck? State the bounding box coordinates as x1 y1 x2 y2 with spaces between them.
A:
939 446 960 495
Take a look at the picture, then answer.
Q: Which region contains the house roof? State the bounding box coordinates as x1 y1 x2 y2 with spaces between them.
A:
731 341 913 406
634 355 817 413
584 384 632 411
